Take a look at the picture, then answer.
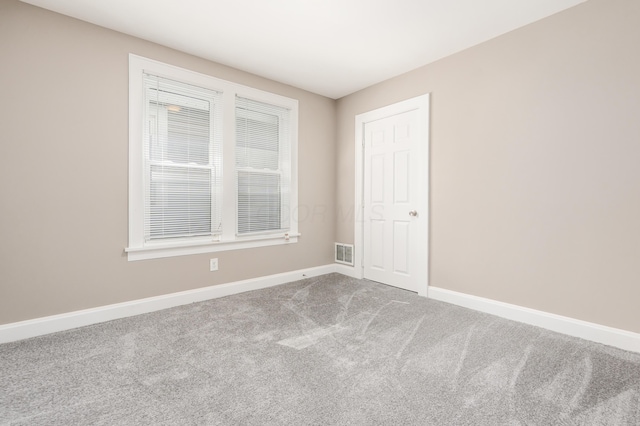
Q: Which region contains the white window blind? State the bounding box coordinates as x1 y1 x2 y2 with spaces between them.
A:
235 97 291 235
143 74 222 241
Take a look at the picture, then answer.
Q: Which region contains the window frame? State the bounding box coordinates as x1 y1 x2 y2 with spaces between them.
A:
127 54 299 261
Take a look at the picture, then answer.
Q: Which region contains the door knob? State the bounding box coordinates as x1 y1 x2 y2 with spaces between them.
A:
409 210 418 217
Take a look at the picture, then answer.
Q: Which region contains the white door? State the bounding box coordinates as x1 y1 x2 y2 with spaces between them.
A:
357 95 429 294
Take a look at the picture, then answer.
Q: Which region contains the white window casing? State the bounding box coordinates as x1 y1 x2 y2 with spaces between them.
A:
127 54 299 261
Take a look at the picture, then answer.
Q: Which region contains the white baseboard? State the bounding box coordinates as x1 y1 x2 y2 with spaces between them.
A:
428 286 640 354
6 270 637 354
0 264 337 344
334 263 362 279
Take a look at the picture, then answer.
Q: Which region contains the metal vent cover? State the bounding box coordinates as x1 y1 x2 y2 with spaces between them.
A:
335 243 354 266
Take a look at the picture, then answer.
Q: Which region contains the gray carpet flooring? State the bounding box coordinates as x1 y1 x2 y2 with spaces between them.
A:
1 273 640 425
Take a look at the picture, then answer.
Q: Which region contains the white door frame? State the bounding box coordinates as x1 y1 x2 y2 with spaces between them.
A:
353 94 430 297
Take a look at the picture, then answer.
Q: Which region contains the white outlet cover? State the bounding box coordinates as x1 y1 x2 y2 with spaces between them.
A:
209 258 218 271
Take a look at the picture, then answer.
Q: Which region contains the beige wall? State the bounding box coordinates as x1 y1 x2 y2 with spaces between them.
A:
337 0 640 333
0 0 336 324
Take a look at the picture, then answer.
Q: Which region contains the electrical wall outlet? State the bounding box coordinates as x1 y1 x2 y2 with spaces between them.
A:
209 258 219 271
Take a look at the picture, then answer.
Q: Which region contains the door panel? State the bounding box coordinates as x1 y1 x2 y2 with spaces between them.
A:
393 220 409 274
370 155 385 202
370 219 385 270
394 151 410 203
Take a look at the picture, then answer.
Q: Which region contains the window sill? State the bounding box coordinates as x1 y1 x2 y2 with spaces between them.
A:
125 233 300 261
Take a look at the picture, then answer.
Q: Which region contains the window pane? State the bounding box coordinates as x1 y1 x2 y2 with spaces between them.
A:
237 171 281 234
149 165 212 239
236 109 279 170
166 107 210 165
147 95 211 165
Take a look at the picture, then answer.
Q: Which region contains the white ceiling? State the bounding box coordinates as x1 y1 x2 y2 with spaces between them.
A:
21 0 586 99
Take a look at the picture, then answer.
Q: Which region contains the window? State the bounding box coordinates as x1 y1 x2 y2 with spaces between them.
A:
127 55 298 261
144 74 222 242
235 97 291 235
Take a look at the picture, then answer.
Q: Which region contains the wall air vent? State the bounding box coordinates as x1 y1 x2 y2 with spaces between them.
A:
335 243 354 266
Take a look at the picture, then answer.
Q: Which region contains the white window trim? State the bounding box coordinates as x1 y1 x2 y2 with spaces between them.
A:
126 54 299 261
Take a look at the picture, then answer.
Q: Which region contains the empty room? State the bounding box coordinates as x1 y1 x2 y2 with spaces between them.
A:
1 0 639 424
